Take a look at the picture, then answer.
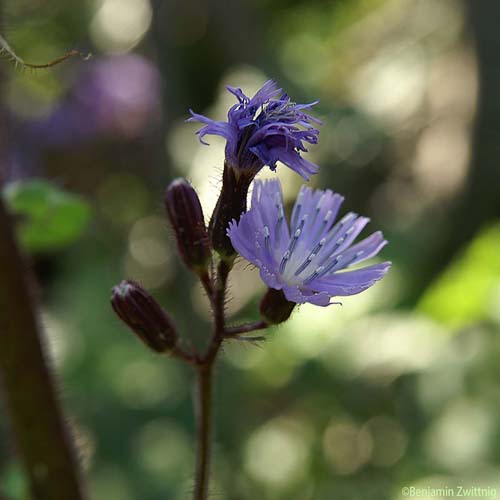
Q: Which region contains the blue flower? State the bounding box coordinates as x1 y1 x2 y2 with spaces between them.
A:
188 80 321 179
228 179 391 306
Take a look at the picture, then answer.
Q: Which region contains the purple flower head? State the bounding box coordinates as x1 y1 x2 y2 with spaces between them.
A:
228 179 391 306
188 80 321 179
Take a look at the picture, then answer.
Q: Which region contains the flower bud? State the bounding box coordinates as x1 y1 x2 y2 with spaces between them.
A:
111 280 177 353
165 178 211 273
259 288 296 325
209 162 253 259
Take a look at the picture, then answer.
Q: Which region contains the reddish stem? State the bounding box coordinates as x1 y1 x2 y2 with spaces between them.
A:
224 320 268 337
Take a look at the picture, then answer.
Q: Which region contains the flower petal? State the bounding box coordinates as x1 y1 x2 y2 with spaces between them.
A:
282 285 333 306
311 262 391 296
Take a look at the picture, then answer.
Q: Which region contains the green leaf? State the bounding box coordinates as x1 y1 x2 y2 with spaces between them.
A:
418 223 500 329
3 179 91 252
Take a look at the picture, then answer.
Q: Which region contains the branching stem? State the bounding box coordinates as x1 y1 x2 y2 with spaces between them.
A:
189 258 268 499
224 320 268 337
191 259 229 500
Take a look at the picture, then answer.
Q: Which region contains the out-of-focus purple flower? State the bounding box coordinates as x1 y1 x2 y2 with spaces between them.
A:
74 54 162 138
228 179 391 306
189 80 321 179
25 54 161 147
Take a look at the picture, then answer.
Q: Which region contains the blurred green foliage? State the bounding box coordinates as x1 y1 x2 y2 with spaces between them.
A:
420 224 500 329
3 180 90 252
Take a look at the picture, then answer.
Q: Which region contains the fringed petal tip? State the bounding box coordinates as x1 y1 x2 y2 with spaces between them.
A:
188 80 321 177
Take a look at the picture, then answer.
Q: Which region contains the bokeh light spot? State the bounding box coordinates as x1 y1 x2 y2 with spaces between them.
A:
424 399 494 470
124 215 172 289
323 419 373 475
244 417 311 488
90 0 152 54
89 464 133 500
351 44 427 125
97 173 150 227
113 359 186 408
135 419 192 482
363 416 407 467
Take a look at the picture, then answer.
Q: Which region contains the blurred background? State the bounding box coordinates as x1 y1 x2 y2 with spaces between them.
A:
1 0 500 499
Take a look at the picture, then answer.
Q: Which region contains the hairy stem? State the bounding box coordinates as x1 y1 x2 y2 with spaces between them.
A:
0 35 90 71
202 260 231 365
192 260 231 500
0 197 86 500
193 364 213 500
224 320 268 337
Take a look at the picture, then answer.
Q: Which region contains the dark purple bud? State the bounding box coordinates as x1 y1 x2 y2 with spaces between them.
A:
259 288 296 325
209 162 253 259
111 280 178 353
165 178 211 273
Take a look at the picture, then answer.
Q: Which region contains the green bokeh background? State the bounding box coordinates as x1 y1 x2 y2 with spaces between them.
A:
2 0 500 499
